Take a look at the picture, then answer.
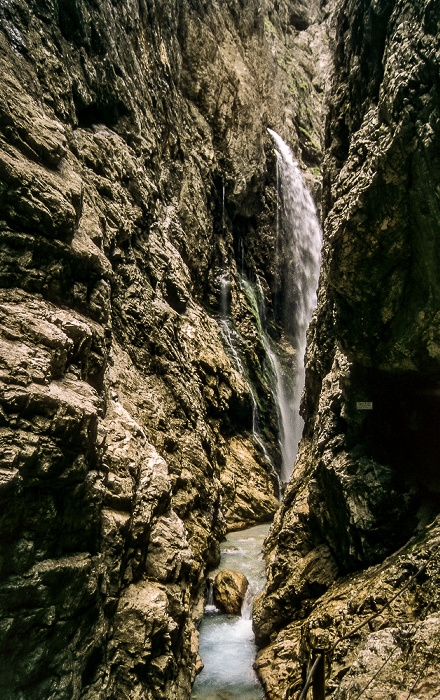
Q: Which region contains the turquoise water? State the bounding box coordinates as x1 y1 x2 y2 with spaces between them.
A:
191 524 270 700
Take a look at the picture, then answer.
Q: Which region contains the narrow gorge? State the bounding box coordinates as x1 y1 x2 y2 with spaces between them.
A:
0 1 439 699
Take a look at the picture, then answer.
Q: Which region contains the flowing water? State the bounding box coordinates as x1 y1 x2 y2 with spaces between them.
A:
194 133 322 699
240 273 301 486
268 129 322 481
218 273 274 469
191 523 270 700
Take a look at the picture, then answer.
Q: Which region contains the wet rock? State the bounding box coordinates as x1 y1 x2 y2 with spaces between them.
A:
213 569 249 616
220 436 280 531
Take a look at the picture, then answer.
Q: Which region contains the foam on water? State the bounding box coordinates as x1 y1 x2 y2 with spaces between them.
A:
191 524 269 700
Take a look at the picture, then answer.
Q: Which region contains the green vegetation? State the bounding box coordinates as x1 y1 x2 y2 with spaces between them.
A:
297 125 320 151
264 18 277 40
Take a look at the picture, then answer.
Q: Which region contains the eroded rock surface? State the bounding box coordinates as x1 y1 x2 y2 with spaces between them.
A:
213 569 249 616
256 518 440 699
0 0 332 698
254 0 440 697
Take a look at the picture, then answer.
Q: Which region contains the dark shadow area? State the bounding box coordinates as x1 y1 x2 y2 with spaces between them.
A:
349 368 440 507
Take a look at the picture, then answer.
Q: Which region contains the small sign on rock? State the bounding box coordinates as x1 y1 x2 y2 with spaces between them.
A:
356 402 373 410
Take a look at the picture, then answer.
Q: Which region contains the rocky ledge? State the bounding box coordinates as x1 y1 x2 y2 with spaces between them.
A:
256 516 440 699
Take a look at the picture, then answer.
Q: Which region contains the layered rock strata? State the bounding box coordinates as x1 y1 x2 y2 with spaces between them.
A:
254 0 440 697
0 0 331 698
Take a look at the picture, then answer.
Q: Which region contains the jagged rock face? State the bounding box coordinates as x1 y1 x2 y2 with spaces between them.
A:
0 0 331 698
256 517 440 699
254 0 440 697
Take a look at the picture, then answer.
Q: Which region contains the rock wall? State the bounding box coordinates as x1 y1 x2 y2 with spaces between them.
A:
254 0 440 697
0 0 331 698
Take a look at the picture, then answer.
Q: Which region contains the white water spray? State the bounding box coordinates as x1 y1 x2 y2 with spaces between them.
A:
268 129 322 481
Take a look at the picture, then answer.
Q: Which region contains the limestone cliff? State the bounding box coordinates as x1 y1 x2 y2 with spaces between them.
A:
254 0 440 697
0 0 331 698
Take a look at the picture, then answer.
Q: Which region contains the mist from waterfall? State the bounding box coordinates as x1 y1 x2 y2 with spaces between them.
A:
268 129 322 482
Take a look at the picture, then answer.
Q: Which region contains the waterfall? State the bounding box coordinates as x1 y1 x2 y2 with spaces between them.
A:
204 579 218 614
218 272 274 467
218 275 258 435
222 182 226 232
268 129 322 481
219 271 230 318
239 274 287 483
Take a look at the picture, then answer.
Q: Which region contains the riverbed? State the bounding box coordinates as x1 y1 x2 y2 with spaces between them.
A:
191 523 270 700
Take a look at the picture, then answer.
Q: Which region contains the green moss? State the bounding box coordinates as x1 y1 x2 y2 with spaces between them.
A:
297 125 320 150
264 18 277 39
287 78 298 97
239 280 279 412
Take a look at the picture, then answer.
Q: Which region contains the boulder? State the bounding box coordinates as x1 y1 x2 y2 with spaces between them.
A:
213 569 249 615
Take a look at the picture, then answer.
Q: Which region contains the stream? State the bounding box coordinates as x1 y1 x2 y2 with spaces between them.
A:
191 523 270 700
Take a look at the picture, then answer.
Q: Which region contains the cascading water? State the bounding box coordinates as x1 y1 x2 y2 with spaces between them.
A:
240 274 293 487
218 271 273 467
267 129 322 481
196 140 321 696
191 524 269 700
